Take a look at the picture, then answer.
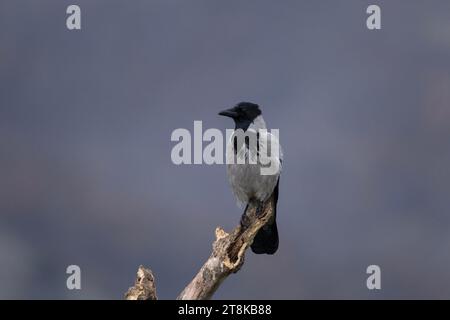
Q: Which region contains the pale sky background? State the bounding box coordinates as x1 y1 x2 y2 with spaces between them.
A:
1 0 450 299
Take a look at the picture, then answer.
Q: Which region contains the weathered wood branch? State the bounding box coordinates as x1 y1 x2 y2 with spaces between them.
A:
125 194 275 300
125 265 158 300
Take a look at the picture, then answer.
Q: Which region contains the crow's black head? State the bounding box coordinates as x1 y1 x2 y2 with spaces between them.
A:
218 102 262 130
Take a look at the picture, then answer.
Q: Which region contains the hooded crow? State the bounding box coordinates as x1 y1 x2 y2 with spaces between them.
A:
219 102 282 254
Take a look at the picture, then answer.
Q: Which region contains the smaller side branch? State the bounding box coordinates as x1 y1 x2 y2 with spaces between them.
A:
125 265 158 300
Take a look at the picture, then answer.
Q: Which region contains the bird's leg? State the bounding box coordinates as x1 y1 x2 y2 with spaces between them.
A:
240 199 265 229
240 204 251 229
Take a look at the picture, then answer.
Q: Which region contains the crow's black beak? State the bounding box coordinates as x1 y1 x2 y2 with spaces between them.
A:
218 108 238 118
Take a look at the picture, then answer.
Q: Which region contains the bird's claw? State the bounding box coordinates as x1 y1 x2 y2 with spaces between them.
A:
255 201 264 218
240 212 251 229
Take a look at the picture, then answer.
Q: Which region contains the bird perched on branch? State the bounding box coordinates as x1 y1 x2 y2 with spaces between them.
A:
219 102 282 254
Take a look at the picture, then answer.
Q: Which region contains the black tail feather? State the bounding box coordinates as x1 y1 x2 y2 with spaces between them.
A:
251 219 279 254
250 178 280 255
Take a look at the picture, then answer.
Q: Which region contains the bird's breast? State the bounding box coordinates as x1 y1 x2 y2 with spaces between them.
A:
227 162 279 204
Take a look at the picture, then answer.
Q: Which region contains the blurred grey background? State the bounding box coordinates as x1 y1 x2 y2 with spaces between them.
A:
1 0 450 299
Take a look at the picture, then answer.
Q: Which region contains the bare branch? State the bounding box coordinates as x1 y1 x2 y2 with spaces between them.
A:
125 194 275 300
177 194 275 300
